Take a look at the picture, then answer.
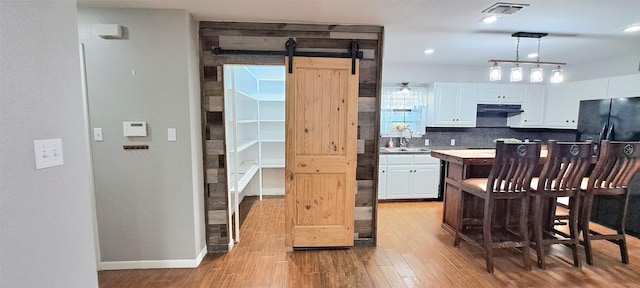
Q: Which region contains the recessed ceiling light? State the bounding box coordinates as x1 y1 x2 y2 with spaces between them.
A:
482 15 499 23
624 23 640 32
527 52 538 58
424 49 434 55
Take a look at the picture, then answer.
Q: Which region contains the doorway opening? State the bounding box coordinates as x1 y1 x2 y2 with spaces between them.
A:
222 65 286 247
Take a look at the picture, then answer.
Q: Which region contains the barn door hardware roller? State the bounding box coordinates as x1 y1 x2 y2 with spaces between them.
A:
211 38 363 74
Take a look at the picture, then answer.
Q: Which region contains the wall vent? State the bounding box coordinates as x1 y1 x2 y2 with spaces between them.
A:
482 2 530 14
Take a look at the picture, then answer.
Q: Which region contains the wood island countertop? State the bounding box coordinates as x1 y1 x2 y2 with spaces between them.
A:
431 148 549 166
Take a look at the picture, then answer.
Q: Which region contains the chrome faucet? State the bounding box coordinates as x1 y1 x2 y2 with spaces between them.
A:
398 127 412 148
399 136 407 147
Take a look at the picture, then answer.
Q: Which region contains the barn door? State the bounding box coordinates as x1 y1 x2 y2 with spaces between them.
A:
285 57 359 247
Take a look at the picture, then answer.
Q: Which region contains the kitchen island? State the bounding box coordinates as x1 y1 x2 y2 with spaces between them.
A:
431 148 549 233
430 149 496 233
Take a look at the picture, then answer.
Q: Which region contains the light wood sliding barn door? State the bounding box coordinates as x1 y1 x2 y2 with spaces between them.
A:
285 57 359 248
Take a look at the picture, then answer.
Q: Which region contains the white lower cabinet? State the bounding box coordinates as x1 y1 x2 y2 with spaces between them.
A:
378 155 388 200
378 154 440 200
386 164 413 199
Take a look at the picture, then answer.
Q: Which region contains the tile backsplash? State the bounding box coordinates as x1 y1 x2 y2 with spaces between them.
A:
383 127 577 149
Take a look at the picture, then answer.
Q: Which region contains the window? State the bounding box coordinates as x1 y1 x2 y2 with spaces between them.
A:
380 86 427 137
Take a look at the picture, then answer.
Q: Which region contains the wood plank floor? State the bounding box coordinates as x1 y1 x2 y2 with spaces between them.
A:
98 196 640 287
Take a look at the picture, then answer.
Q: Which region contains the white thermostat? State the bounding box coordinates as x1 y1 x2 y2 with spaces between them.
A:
123 121 147 137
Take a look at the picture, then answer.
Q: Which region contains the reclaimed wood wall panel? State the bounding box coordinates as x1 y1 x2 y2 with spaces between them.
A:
218 36 292 51
296 38 378 49
200 22 382 33
199 22 383 252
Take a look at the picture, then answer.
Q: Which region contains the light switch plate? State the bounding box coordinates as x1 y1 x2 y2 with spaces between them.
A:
168 128 177 142
94 128 103 141
450 139 456 146
33 138 64 169
424 139 430 146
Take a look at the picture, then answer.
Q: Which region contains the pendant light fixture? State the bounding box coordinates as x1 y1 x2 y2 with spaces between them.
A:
400 82 411 93
488 32 566 83
550 66 564 83
489 62 501 81
510 36 523 82
530 38 543 82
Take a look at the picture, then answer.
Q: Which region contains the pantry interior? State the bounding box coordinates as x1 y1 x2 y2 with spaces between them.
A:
223 65 286 242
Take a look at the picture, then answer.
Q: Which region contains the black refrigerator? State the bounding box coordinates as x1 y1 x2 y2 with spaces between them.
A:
576 97 640 237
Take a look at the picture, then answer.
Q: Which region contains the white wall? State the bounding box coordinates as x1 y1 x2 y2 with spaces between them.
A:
77 8 205 267
383 62 488 84
383 50 640 85
0 1 99 287
567 51 640 81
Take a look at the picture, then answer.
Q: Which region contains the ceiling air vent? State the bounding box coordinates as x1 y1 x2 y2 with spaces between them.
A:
482 2 530 14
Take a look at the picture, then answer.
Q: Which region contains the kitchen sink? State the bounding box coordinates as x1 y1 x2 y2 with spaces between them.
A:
381 147 431 153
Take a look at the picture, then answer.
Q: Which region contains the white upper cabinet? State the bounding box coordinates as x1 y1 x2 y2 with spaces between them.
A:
477 84 524 104
508 85 546 128
544 83 579 129
607 74 640 98
574 78 609 101
427 83 477 127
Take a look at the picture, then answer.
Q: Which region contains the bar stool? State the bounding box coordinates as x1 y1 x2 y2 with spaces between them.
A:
529 140 593 269
454 141 541 274
581 140 640 265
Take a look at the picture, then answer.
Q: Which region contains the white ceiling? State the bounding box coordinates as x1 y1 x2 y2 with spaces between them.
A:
78 0 640 67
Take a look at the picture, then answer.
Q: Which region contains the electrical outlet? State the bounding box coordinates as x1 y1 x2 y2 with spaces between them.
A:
424 139 430 146
450 139 456 146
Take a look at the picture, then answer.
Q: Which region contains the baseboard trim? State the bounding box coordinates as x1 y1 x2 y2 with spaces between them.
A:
196 246 207 266
100 248 207 271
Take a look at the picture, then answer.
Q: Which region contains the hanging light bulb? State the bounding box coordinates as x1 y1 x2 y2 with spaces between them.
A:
510 65 523 82
510 37 523 82
530 38 543 82
550 66 564 83
531 66 543 82
400 82 411 93
489 62 501 81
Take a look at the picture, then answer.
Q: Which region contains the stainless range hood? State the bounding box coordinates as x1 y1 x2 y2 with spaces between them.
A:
477 104 524 114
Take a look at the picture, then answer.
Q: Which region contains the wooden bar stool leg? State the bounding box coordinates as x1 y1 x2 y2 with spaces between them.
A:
520 195 532 271
569 196 581 268
533 194 546 269
617 193 630 264
484 199 495 274
582 194 595 265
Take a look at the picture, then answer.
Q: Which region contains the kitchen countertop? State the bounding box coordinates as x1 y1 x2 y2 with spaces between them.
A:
431 148 550 165
379 146 495 155
379 147 431 154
